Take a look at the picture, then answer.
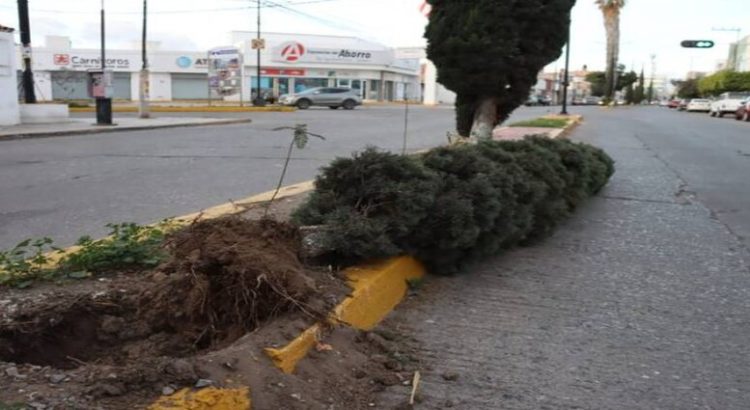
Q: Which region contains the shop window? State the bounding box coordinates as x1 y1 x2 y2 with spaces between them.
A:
294 78 327 93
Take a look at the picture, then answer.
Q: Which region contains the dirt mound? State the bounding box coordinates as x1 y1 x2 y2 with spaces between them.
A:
0 217 357 409
141 217 322 352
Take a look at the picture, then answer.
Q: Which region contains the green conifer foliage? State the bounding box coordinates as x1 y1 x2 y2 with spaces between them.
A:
425 0 577 137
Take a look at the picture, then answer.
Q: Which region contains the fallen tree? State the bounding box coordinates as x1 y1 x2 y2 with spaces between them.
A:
293 137 614 273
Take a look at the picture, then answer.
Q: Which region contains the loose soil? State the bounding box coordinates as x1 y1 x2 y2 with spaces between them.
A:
0 214 423 409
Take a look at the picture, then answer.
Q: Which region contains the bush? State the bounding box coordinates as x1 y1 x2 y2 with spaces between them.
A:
294 138 615 273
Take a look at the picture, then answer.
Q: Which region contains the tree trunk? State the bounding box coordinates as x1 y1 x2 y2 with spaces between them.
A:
603 9 620 101
469 98 498 141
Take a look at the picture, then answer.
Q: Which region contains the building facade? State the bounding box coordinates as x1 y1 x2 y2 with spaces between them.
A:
0 24 19 125
727 35 750 72
19 33 421 103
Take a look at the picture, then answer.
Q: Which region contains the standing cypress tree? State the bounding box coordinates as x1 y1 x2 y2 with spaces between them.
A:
425 0 577 139
634 69 645 103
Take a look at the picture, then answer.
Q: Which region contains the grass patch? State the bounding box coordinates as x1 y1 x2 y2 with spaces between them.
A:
509 117 569 128
0 221 174 288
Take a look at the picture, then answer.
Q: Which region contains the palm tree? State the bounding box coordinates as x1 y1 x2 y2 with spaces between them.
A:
596 0 626 102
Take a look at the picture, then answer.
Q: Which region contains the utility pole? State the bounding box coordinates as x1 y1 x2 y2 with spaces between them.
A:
648 54 656 103
560 23 571 115
16 0 36 103
253 0 265 106
96 0 113 124
138 0 150 118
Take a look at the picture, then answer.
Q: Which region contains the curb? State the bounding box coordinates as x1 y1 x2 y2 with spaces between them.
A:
69 106 297 113
265 256 426 374
0 118 254 141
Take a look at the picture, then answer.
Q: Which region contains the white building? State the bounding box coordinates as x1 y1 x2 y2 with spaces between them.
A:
727 35 750 72
395 47 456 105
0 24 19 125
19 32 421 103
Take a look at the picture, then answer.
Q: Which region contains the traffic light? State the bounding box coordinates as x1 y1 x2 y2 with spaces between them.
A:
681 40 715 49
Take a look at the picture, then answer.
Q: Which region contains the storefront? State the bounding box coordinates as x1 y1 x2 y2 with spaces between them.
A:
22 33 420 103
233 32 420 102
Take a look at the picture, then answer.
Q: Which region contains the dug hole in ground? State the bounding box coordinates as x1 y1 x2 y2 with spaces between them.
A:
0 199 424 410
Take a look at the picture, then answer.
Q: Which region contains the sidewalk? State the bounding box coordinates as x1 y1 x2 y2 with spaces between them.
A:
378 114 750 408
0 117 253 140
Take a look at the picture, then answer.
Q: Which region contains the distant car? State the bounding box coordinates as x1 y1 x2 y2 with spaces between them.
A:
735 100 750 122
524 96 551 106
677 99 689 111
278 87 363 110
709 92 750 117
686 99 711 112
659 100 670 107
667 99 680 109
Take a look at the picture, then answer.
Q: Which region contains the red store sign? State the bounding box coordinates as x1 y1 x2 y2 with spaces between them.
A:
260 68 306 76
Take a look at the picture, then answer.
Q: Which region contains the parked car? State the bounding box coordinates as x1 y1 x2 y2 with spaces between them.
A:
686 99 711 112
667 99 681 109
524 95 551 106
735 100 750 122
677 99 689 111
278 87 363 110
709 92 750 117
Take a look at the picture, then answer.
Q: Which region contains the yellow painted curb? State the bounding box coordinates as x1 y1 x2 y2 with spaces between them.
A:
149 387 250 410
264 256 425 374
69 106 296 113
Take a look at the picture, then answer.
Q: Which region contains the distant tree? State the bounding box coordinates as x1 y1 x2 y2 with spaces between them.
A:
698 70 750 96
624 84 635 104
596 0 626 102
586 68 636 98
634 69 645 103
618 70 638 90
425 0 577 139
677 79 701 99
586 72 607 97
647 80 654 103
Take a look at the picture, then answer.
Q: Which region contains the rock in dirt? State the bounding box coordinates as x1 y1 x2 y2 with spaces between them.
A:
4 365 20 377
162 386 176 395
89 382 125 397
195 379 214 388
49 373 67 383
164 359 197 380
299 225 334 259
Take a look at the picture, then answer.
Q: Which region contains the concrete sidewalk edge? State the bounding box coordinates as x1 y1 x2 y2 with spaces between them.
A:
0 118 254 141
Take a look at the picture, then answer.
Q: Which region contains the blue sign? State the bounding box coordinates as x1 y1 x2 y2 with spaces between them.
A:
176 56 192 68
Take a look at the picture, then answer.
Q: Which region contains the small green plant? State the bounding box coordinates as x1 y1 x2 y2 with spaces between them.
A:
0 402 27 410
60 222 169 274
509 118 569 128
0 237 58 288
266 124 325 216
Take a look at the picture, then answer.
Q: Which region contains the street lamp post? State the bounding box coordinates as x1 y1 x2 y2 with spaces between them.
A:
560 23 571 115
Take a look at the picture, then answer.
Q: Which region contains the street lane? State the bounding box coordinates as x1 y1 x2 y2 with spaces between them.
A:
0 105 555 248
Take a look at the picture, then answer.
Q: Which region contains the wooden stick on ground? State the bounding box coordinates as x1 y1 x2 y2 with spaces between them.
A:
409 371 421 405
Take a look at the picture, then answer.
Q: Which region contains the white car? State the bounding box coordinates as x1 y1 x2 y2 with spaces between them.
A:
709 92 750 117
686 99 711 112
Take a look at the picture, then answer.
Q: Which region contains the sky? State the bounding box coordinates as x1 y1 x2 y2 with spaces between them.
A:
0 0 748 79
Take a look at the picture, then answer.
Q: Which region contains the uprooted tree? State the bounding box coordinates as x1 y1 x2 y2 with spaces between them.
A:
425 0 577 139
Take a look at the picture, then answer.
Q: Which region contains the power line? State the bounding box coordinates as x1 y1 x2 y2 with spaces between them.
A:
0 0 350 16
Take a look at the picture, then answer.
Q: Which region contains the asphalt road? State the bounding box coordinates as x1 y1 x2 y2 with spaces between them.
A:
0 104 552 248
379 106 750 409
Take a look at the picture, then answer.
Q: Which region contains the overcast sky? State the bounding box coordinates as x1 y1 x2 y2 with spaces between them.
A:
0 0 747 79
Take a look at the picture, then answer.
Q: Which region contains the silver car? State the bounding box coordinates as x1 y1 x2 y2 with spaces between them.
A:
278 87 363 110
